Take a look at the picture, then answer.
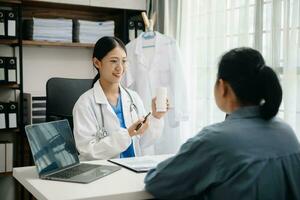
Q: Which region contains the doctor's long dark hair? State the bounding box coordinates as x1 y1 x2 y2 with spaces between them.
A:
217 47 282 120
92 36 127 86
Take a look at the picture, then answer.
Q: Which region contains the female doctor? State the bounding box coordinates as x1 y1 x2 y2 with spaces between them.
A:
73 36 167 161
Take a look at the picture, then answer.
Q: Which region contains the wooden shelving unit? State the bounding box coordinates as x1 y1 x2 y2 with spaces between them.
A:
0 2 24 179
22 40 94 48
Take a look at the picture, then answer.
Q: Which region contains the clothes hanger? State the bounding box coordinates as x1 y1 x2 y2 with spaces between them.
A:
141 12 156 48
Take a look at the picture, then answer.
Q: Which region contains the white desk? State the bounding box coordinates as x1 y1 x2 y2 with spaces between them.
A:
13 159 154 200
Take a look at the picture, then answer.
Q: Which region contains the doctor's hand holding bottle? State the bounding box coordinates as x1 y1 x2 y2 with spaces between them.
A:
128 97 169 137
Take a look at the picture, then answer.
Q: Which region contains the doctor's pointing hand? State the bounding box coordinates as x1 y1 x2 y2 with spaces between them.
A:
73 36 168 161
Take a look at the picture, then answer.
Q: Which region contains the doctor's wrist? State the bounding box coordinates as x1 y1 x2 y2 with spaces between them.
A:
128 122 140 137
152 113 163 119
127 128 136 137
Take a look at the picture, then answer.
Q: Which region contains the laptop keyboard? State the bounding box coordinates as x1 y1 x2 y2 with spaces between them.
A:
47 163 100 179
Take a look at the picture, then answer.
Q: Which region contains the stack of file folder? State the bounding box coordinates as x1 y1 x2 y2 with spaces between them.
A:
74 20 115 43
23 93 46 125
23 18 72 42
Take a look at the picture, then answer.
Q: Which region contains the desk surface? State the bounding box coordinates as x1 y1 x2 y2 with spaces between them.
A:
13 156 169 200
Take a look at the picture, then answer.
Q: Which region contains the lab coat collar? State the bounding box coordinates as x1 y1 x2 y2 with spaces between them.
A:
93 81 134 124
93 81 130 105
133 31 163 72
93 81 108 104
226 106 261 120
93 81 134 125
134 31 162 56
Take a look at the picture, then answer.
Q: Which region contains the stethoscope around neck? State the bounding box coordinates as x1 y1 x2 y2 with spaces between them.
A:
95 85 139 141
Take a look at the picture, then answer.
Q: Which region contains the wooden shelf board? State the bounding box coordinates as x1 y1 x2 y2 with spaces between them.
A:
0 39 19 45
0 83 20 89
0 129 20 134
0 0 21 4
0 172 13 176
22 40 94 48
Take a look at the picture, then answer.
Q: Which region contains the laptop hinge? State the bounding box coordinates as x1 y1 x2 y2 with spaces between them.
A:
41 163 81 177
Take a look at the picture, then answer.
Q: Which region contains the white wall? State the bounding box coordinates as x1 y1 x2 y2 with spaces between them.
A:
23 46 96 96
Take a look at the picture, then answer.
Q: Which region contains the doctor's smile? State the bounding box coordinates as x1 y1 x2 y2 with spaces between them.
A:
112 73 122 78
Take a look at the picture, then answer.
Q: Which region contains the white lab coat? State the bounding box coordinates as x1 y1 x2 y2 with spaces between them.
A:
123 31 189 154
73 82 164 161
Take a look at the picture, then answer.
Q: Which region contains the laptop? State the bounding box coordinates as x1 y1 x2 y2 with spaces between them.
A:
25 119 121 183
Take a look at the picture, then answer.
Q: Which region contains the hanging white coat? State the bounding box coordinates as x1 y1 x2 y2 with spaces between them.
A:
73 82 164 161
123 31 189 154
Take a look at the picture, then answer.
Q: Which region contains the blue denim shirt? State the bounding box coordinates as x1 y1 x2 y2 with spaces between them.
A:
145 106 300 200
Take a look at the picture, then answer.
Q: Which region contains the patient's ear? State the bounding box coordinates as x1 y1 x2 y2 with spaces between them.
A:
218 79 228 97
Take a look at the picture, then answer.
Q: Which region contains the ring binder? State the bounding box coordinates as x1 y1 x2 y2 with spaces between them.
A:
8 102 18 129
0 57 6 83
0 103 6 129
0 142 13 172
136 21 144 37
6 57 17 83
0 9 5 38
128 20 135 41
7 9 17 38
5 143 13 172
0 143 5 173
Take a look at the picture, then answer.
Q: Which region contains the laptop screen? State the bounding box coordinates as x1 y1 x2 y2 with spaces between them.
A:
25 119 79 176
